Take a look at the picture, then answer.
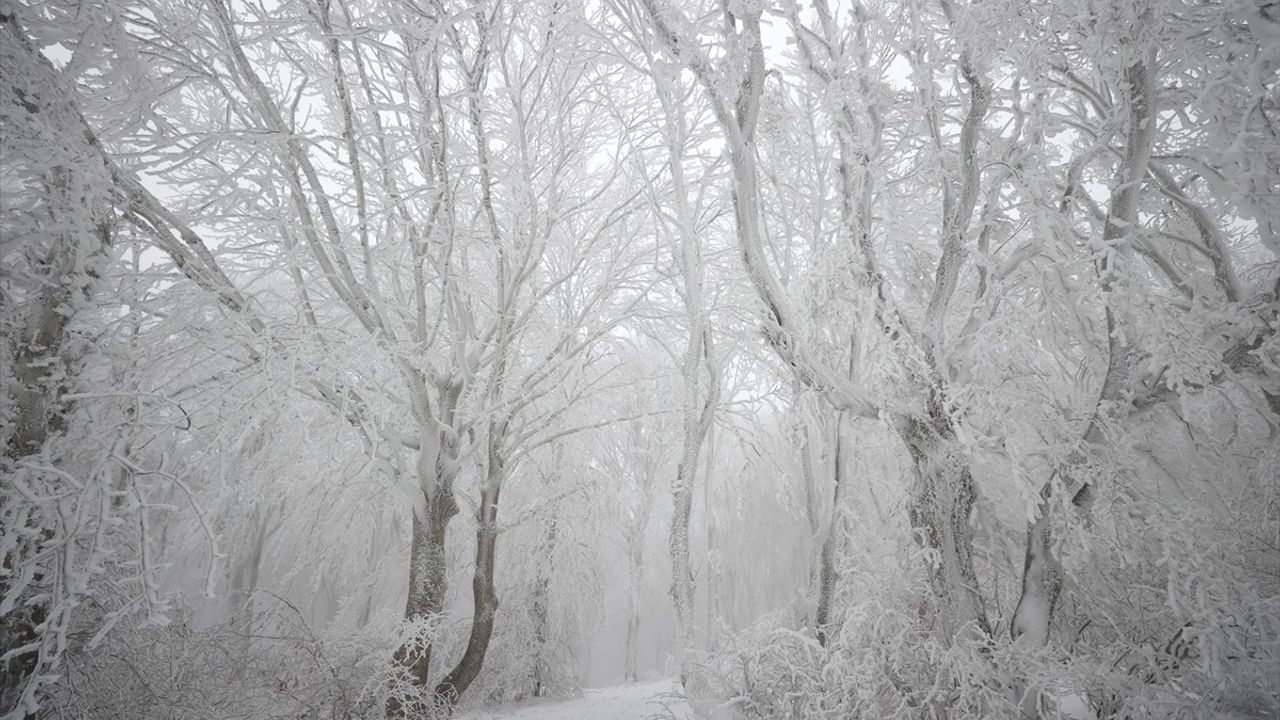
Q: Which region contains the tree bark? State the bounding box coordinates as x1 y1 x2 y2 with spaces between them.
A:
703 420 722 652
0 156 109 715
668 419 700 677
387 423 461 718
531 515 558 697
433 424 504 707
624 519 647 682
900 400 991 640
815 413 848 646
389 496 456 692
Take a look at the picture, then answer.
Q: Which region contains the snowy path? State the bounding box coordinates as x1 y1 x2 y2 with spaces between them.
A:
458 681 695 720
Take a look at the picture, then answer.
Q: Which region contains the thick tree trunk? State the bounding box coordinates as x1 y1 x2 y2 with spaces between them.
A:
434 430 504 707
0 268 75 717
432 489 498 704
900 402 991 641
389 491 457 699
387 425 460 719
0 158 109 716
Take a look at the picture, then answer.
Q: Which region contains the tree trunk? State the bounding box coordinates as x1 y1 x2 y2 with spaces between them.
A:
624 604 641 683
651 56 720 685
795 398 830 637
530 515 557 697
229 509 272 650
901 402 991 641
703 418 722 652
669 441 698 673
625 538 644 683
418 416 508 713
434 428 504 707
387 426 460 719
670 341 717 686
1 158 109 716
389 492 457 698
815 412 848 646
358 520 381 629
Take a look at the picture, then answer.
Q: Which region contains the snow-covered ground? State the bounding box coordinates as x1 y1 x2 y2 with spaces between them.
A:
458 681 695 720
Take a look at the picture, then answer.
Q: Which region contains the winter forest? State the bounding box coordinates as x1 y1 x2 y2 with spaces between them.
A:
2 0 1278 717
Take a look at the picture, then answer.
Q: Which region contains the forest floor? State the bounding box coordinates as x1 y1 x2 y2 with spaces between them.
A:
457 680 696 720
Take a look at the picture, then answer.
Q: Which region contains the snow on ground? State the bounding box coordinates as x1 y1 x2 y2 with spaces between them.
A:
458 681 695 720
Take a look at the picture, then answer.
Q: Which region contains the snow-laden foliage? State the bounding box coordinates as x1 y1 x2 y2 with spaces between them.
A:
691 568 1020 719
690 387 1278 719
48 601 379 719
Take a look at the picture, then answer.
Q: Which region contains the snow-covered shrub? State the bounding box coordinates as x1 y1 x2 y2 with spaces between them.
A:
695 575 1020 719
1040 418 1280 720
694 394 1279 720
48 600 378 719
